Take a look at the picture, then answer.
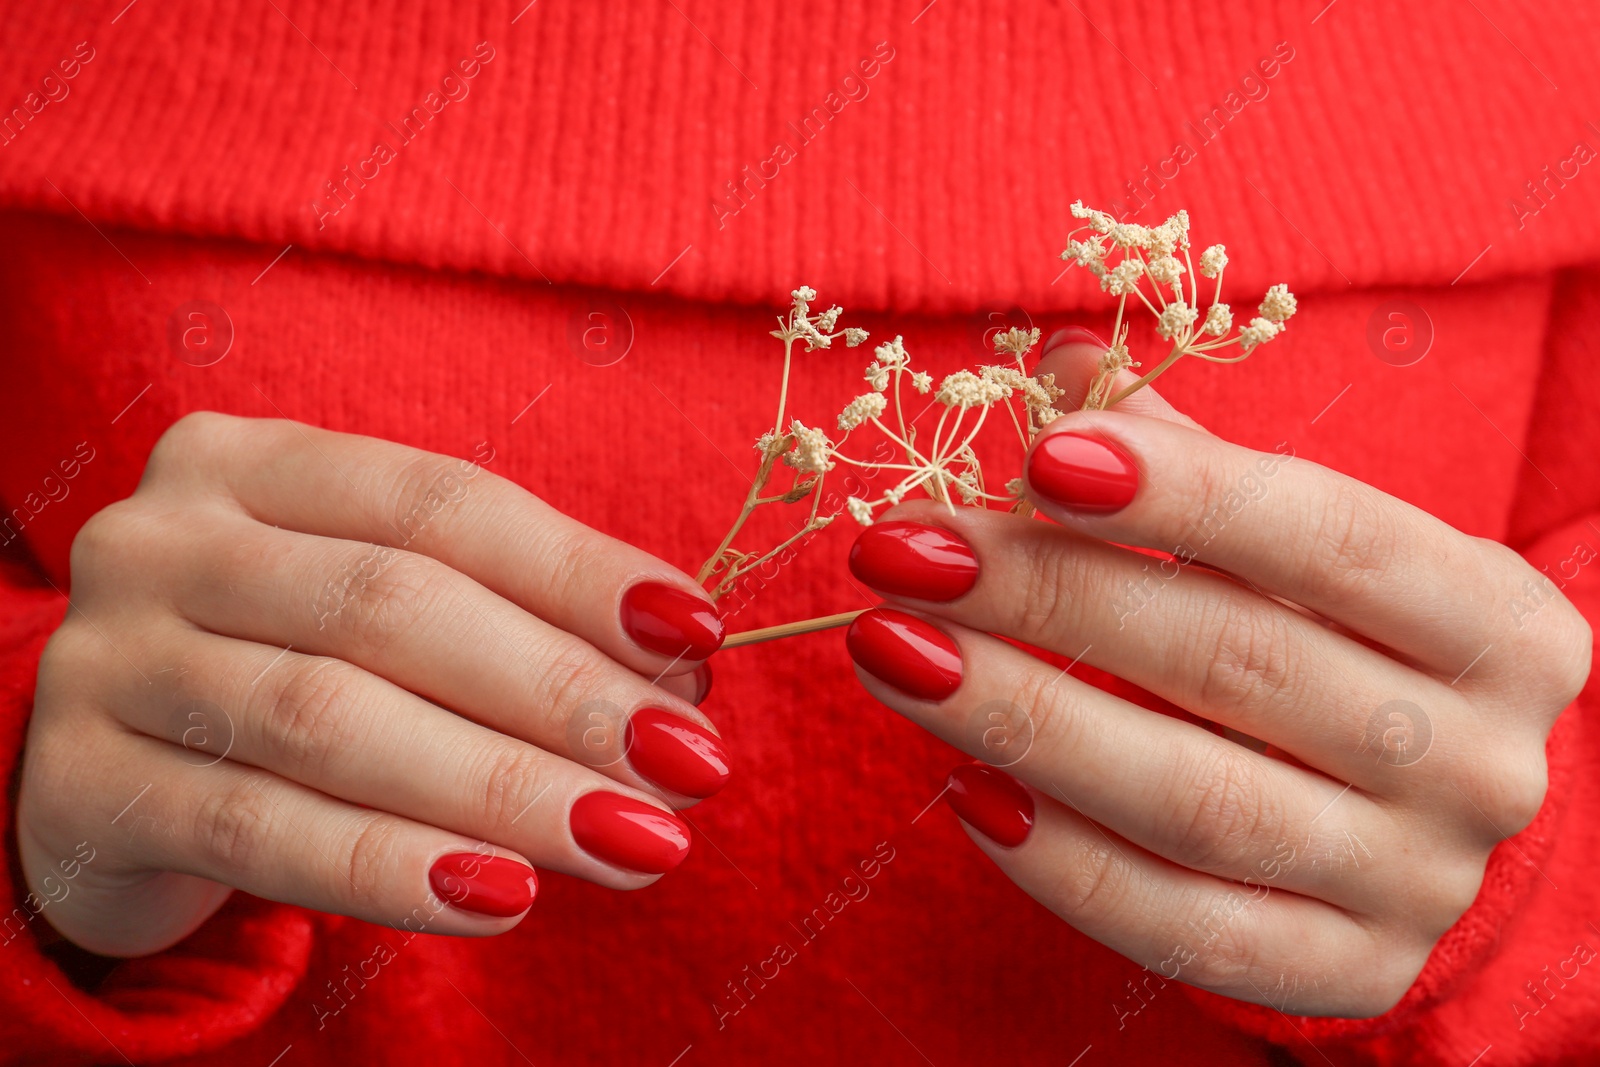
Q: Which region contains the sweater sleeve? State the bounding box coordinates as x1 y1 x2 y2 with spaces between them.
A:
1180 267 1600 1065
0 551 317 1065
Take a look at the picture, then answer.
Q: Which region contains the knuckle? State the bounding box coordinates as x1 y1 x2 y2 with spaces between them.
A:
1489 759 1549 836
383 453 472 551
1009 666 1089 771
474 743 553 829
340 551 441 655
1303 480 1394 599
1345 936 1430 1017
68 502 140 583
1161 747 1274 873
261 657 364 779
340 813 405 914
1192 593 1299 718
193 777 275 873
145 411 236 481
1014 533 1085 636
1517 599 1593 714
1052 838 1134 924
525 634 616 730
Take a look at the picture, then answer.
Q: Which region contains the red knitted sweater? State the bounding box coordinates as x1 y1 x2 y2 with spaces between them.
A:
2 2 1599 1064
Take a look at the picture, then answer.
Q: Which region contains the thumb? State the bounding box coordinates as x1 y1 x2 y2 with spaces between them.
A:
1034 326 1208 433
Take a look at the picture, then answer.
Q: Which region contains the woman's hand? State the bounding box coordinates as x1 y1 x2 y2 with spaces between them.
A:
19 413 731 957
841 339 1591 1017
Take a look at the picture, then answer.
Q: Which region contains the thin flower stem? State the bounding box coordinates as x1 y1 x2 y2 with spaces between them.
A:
723 609 866 648
772 335 796 437
1102 343 1186 409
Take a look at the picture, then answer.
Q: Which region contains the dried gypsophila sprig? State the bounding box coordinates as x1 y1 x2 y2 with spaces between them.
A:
695 287 870 599
1060 201 1296 411
822 325 1065 527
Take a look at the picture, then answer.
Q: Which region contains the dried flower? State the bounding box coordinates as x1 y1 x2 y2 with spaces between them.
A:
874 336 910 368
1147 255 1185 286
936 370 1009 408
911 371 932 394
865 362 890 392
847 497 873 525
1260 284 1297 323
993 326 1042 358
1156 301 1199 340
843 327 870 347
1202 303 1233 337
1238 317 1282 350
1103 259 1145 296
838 392 887 431
1199 245 1228 278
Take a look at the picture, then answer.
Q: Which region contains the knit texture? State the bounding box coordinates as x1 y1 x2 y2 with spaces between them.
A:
1 2 1599 1065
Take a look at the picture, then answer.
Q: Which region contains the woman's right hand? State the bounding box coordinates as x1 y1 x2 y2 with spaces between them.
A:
17 412 731 957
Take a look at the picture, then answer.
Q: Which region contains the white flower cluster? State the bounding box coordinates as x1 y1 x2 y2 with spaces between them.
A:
774 285 866 353
1059 203 1297 394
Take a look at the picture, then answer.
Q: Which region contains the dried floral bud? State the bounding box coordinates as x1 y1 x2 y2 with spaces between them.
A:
847 497 874 525
1202 303 1233 337
791 285 818 303
911 371 932 394
981 365 1027 389
1070 200 1115 233
1061 238 1107 274
1103 259 1145 296
865 362 890 391
1238 316 1282 350
1005 477 1025 497
1035 372 1065 403
1036 407 1064 425
814 515 835 528
1147 255 1185 286
992 326 1042 357
838 392 888 431
885 486 905 505
755 432 780 454
784 420 835 474
874 336 910 368
1101 343 1135 373
936 370 1009 408
1156 301 1199 340
797 318 831 351
1020 378 1056 412
956 471 980 505
1199 245 1228 278
843 327 870 347
1259 284 1297 324
817 305 843 332
1108 222 1152 250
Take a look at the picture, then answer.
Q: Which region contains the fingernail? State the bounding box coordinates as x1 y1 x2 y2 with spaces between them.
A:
429 853 538 916
945 764 1035 847
570 792 692 874
1027 431 1138 514
845 607 962 701
626 708 731 799
692 662 713 705
1042 326 1109 355
849 521 979 602
621 582 725 660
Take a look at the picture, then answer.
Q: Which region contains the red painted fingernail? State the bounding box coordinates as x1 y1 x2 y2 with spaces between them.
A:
692 662 713 705
621 582 725 660
849 521 979 602
945 764 1035 847
845 607 962 701
570 792 692 874
626 708 731 799
1042 326 1109 355
429 853 538 917
1027 432 1138 514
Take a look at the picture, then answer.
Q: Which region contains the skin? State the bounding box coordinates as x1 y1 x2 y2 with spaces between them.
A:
17 413 717 957
851 337 1592 1018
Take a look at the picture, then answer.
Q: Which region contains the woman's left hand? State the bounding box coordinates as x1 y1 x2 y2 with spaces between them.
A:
841 351 1590 1018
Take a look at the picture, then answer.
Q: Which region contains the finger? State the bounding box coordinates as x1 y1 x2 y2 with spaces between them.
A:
939 764 1420 1017
845 607 1411 912
1035 327 1203 429
91 728 539 942
167 517 731 803
153 413 721 673
114 629 702 884
1021 409 1528 678
847 504 1454 793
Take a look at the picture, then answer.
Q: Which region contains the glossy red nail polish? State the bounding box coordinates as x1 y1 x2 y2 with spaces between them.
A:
620 582 725 660
945 764 1035 847
570 792 692 874
625 708 731 798
1042 325 1109 354
1027 432 1139 514
845 608 962 701
849 521 979 602
429 853 538 916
